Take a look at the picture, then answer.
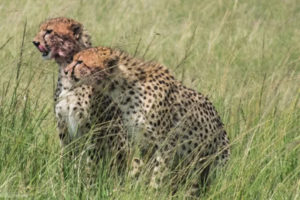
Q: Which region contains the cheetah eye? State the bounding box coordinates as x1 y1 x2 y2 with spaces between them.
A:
76 60 83 65
45 29 53 34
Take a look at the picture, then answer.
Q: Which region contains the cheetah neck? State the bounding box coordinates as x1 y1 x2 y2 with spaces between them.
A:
98 64 172 118
96 51 175 112
54 40 91 101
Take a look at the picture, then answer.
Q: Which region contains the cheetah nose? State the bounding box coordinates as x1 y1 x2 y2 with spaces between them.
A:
32 41 40 47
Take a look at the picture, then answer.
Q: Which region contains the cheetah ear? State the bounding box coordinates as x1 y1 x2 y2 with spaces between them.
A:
71 24 82 40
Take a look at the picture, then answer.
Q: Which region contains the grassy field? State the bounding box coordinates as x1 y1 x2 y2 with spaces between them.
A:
0 0 299 199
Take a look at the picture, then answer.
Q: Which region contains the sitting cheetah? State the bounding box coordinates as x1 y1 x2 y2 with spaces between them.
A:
32 18 127 179
65 47 230 196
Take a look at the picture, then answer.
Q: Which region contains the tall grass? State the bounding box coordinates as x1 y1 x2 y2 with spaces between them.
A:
0 0 299 199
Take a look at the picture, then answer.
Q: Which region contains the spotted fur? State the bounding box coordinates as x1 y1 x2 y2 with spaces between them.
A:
65 47 230 195
33 18 127 181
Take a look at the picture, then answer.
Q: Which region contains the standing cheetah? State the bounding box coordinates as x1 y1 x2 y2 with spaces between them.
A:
32 18 127 179
65 47 230 196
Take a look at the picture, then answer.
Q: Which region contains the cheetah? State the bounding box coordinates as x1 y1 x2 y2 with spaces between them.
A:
32 18 127 180
64 47 230 196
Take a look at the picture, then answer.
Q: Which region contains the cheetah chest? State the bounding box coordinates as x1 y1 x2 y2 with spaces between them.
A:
55 80 92 140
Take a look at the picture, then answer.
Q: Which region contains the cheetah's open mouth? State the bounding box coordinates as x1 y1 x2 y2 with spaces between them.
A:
40 48 51 59
41 51 49 57
41 50 52 60
35 44 51 59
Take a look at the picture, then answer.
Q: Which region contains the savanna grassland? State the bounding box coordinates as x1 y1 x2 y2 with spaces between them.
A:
0 0 299 199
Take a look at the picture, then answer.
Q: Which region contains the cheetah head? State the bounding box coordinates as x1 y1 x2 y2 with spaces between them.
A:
64 47 119 86
33 17 91 64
